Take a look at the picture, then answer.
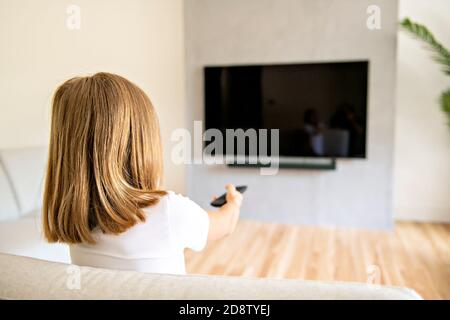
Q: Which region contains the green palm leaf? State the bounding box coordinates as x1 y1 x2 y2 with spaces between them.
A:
441 89 450 126
401 18 450 128
400 18 450 75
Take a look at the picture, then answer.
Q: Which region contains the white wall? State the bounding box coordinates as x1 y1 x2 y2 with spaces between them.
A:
185 0 399 228
394 0 450 222
0 0 186 193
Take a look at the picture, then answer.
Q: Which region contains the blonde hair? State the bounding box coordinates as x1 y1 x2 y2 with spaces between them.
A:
43 72 166 244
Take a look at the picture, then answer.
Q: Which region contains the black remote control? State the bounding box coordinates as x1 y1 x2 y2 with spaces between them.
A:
210 185 247 207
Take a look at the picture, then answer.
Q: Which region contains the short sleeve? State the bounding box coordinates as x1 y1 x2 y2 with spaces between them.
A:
167 192 209 251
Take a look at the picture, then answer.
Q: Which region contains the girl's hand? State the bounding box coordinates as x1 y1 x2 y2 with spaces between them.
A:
224 184 243 208
207 184 243 242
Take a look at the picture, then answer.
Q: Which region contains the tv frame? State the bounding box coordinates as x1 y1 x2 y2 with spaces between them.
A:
203 60 370 162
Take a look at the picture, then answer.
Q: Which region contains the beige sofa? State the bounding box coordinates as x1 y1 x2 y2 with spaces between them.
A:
0 253 421 300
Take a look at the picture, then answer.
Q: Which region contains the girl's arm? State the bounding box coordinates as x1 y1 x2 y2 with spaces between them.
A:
207 184 243 242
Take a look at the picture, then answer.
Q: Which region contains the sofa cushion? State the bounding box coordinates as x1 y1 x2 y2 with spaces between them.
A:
0 146 47 216
0 164 19 221
0 215 69 263
0 253 421 300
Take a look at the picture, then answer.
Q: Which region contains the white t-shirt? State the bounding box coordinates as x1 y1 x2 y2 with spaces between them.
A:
70 191 209 275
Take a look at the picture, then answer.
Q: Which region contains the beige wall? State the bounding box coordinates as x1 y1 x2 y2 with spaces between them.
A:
0 0 186 192
395 0 450 222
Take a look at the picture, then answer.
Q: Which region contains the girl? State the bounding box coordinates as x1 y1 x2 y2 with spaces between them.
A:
43 72 243 274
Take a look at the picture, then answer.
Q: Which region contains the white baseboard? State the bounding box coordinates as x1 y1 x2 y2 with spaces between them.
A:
394 205 450 223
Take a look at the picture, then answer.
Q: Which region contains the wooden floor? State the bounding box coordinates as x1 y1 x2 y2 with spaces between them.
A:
185 220 450 300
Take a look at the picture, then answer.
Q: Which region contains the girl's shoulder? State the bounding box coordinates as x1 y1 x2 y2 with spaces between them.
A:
143 191 201 217
163 190 195 204
158 191 209 252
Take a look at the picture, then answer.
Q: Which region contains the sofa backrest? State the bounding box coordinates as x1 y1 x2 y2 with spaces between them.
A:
0 253 421 300
0 164 19 221
0 146 47 220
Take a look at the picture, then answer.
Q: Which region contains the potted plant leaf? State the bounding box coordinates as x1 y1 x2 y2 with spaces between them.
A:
400 18 450 127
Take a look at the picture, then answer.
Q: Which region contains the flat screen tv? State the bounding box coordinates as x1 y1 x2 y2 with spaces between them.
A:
204 61 368 159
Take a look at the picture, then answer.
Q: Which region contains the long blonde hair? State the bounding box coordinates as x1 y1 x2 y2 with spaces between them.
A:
43 72 166 244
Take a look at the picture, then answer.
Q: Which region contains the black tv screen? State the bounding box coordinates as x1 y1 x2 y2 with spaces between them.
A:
204 61 368 158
